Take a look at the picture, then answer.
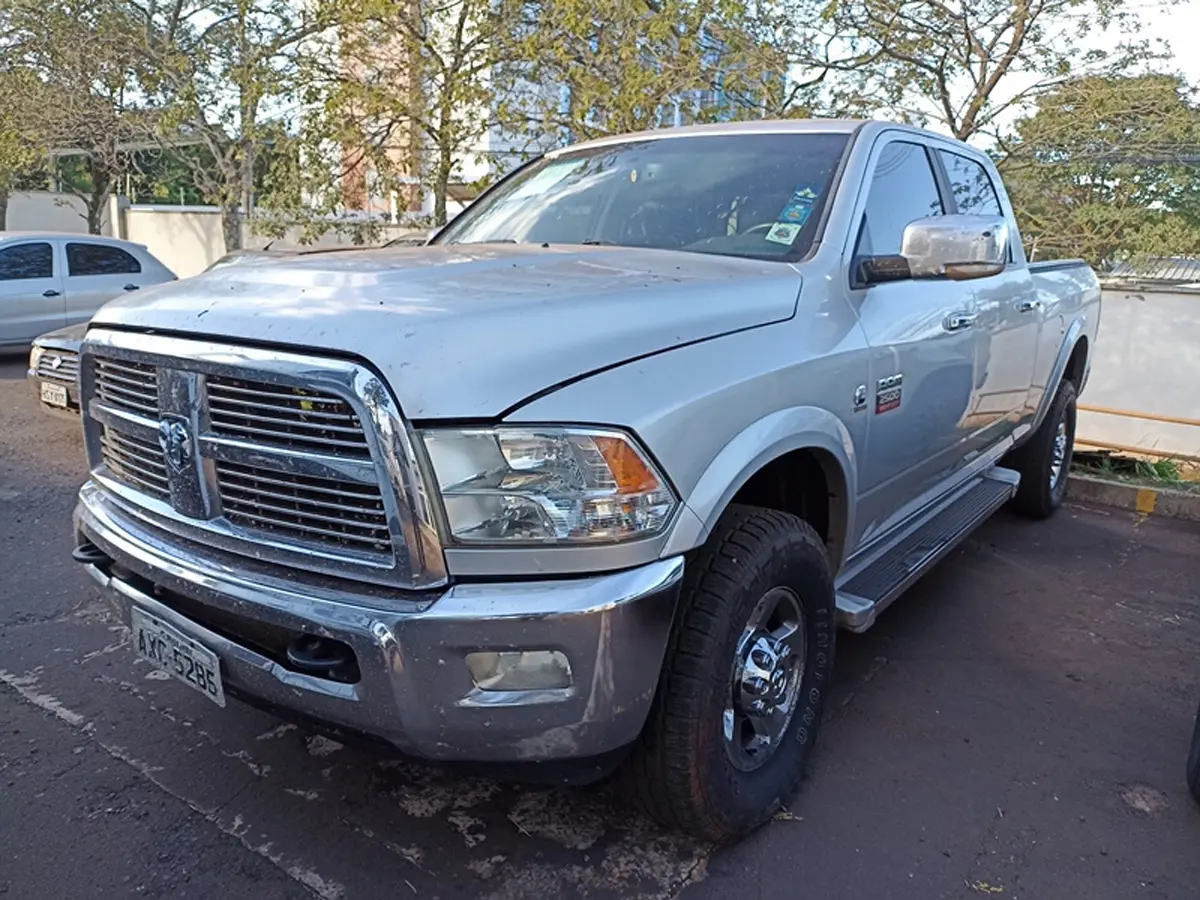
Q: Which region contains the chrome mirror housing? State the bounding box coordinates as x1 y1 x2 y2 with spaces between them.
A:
901 214 1009 280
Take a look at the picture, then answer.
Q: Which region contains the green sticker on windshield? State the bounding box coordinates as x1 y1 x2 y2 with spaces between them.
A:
765 223 802 245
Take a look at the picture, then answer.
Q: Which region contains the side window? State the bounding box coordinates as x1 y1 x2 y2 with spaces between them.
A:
66 243 142 277
938 150 1002 216
856 141 944 258
0 243 54 281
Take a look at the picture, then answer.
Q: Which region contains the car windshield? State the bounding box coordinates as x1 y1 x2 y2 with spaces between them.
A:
435 132 851 261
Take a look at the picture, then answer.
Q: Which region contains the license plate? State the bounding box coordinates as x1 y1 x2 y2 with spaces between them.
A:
132 607 226 707
40 382 68 407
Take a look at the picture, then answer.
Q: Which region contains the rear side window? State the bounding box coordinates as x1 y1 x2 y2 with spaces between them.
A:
855 141 944 258
67 243 142 276
938 150 1002 216
0 243 54 280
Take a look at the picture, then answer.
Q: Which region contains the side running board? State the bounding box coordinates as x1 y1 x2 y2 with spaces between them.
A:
835 467 1020 633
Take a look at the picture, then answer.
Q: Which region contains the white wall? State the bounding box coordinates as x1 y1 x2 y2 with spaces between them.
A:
1077 286 1200 460
5 191 113 235
123 205 227 278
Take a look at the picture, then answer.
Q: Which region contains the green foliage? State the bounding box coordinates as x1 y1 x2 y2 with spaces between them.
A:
299 0 531 226
801 0 1164 141
0 66 50 212
1001 74 1200 267
122 0 345 249
512 0 803 142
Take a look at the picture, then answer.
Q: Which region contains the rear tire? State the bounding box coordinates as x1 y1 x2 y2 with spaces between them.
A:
1008 379 1077 520
622 504 836 841
1188 700 1200 806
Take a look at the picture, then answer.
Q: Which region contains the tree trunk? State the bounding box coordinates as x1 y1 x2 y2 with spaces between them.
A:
221 204 243 252
87 162 112 235
0 187 8 231
433 139 454 226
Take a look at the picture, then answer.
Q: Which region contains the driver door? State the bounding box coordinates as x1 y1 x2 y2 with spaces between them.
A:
842 138 985 549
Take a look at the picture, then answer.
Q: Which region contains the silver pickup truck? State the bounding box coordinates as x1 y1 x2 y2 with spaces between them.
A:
71 119 1100 840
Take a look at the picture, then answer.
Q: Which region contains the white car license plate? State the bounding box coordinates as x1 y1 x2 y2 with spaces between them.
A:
40 382 68 407
132 607 226 707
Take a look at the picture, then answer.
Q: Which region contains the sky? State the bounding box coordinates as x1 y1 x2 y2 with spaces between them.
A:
870 0 1200 147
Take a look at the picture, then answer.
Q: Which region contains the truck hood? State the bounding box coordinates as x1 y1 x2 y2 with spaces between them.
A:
90 243 802 419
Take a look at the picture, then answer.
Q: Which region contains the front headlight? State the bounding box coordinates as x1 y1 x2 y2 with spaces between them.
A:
29 344 45 372
420 426 677 544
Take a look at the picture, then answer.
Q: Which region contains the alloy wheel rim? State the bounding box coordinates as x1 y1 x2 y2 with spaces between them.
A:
723 586 807 771
1050 418 1068 490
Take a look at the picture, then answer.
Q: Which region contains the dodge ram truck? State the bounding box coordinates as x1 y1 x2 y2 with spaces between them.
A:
71 119 1100 841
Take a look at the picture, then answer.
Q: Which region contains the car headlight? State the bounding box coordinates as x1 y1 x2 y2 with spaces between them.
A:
420 426 677 544
29 344 45 372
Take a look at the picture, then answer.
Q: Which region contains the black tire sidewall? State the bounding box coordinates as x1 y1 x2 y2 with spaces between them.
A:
1048 383 1077 507
691 521 836 834
1013 379 1077 518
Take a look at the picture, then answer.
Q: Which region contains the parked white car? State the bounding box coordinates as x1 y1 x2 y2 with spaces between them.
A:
0 232 176 348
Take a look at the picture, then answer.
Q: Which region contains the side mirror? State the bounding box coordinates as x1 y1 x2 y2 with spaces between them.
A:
901 214 1009 280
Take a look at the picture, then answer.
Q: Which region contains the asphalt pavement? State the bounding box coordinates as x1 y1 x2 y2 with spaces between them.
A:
2 353 1199 899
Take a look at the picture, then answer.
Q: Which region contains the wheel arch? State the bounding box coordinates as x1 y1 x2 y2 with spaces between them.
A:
1025 318 1090 442
662 406 857 573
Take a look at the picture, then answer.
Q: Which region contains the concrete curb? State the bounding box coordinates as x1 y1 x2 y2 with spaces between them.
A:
1067 473 1200 522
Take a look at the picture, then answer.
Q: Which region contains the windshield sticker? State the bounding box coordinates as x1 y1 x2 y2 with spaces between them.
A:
765 222 802 245
776 184 820 226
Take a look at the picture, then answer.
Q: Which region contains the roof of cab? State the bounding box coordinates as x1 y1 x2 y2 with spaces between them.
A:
0 231 148 249
549 118 966 157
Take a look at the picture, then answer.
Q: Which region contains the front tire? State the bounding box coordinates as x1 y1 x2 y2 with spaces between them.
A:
1188 700 1200 806
622 505 836 841
1009 379 1077 520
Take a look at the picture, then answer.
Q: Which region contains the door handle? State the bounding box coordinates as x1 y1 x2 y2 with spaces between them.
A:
123 283 140 291
1015 299 1042 313
43 289 60 298
944 312 976 331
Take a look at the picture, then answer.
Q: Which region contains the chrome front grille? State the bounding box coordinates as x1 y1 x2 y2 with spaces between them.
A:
35 349 79 385
95 358 159 417
216 461 391 554
79 330 446 590
207 376 371 458
100 426 170 501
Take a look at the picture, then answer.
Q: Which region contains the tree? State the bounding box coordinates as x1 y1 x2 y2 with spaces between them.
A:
123 0 340 250
803 0 1163 142
9 0 147 233
513 0 806 142
1000 73 1200 266
0 66 49 229
301 0 530 227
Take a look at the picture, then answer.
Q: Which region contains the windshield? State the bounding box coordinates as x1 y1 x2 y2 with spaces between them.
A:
435 132 850 261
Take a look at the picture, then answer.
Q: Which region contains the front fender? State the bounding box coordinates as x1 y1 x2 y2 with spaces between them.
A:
662 406 858 560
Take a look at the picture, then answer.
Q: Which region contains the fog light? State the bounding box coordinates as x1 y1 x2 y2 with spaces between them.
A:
466 650 573 691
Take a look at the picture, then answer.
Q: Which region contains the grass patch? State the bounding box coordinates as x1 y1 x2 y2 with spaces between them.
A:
1073 450 1200 493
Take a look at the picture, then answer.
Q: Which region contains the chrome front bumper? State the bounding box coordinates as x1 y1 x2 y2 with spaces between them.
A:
75 481 683 762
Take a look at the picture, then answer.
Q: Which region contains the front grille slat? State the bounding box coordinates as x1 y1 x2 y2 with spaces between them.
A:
206 375 371 459
220 481 384 515
215 459 391 555
88 353 396 564
100 427 170 500
95 359 159 417
212 420 369 449
36 350 79 385
222 506 390 547
209 396 355 421
213 462 382 500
